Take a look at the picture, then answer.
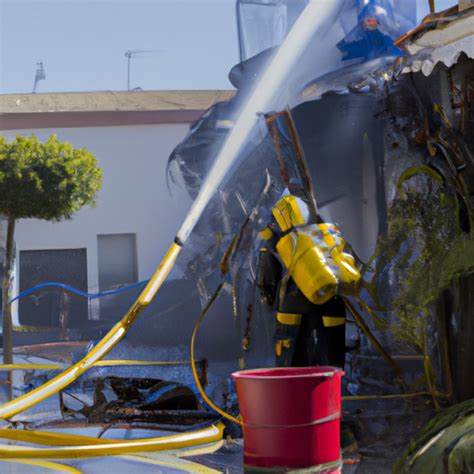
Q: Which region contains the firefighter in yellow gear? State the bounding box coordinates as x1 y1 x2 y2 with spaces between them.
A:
257 195 360 367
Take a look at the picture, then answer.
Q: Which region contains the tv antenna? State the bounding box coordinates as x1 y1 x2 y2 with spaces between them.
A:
32 62 46 93
125 50 162 91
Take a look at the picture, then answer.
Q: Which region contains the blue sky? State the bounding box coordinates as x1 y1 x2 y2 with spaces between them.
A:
0 0 239 93
0 0 457 94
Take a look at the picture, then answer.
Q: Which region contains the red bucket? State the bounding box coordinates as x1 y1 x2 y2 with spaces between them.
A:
232 366 343 471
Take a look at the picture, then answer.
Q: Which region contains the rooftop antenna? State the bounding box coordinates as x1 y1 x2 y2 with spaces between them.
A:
124 50 154 91
32 62 46 93
125 49 165 91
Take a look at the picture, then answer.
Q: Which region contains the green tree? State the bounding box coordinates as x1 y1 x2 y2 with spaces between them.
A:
0 134 102 367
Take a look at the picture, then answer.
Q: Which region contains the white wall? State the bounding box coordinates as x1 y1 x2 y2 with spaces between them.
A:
2 124 192 321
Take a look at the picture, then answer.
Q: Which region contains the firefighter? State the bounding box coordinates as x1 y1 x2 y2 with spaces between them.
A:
257 194 360 368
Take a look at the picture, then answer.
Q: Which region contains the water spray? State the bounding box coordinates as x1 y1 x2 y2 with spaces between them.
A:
0 0 344 420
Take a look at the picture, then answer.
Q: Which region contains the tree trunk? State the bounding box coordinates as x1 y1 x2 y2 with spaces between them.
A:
2 216 16 366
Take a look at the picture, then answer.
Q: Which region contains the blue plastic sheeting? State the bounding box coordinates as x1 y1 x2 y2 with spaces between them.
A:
338 0 416 61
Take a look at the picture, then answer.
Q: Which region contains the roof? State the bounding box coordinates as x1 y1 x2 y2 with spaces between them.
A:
0 90 236 131
396 5 474 75
0 90 235 114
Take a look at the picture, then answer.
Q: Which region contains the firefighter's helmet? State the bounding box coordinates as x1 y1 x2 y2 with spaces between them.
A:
272 195 310 232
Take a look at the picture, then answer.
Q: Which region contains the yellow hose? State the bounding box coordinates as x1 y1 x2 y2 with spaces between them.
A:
0 242 226 460
0 429 119 446
94 359 193 367
0 243 182 420
0 423 224 459
190 285 243 426
0 360 197 371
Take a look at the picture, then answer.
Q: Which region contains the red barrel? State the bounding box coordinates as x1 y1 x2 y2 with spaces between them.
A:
232 366 343 471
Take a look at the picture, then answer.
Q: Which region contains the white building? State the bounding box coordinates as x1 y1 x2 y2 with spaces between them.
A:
0 90 234 329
